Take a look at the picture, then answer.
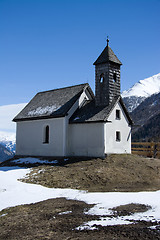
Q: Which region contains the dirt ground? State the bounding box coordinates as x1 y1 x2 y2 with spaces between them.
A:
18 154 160 192
1 154 160 239
0 198 160 240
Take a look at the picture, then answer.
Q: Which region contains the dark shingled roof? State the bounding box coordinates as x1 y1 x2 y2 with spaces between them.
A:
93 45 122 65
70 96 133 125
13 83 94 122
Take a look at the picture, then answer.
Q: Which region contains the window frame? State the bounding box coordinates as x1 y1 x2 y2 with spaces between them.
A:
116 131 121 142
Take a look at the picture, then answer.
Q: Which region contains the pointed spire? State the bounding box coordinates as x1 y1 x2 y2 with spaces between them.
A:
107 36 109 46
93 38 122 65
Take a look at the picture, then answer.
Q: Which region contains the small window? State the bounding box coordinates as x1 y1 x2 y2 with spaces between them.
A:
116 131 121 142
44 125 49 144
100 73 104 83
116 109 121 119
113 72 117 82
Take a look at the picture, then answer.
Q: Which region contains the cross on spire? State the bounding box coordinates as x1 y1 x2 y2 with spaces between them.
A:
107 36 109 46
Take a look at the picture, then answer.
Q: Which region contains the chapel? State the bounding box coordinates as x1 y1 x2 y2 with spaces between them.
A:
13 40 132 157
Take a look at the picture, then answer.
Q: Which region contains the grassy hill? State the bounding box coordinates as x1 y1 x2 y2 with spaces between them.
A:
9 154 160 192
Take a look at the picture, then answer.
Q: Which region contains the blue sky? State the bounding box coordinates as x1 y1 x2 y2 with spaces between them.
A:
0 0 160 105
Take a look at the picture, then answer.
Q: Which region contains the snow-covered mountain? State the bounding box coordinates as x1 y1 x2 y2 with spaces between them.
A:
0 103 27 161
122 73 160 112
0 131 16 152
122 73 160 98
0 143 14 162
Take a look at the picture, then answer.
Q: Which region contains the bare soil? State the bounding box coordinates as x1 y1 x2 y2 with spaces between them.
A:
110 203 151 216
1 154 160 239
0 198 160 240
18 154 160 192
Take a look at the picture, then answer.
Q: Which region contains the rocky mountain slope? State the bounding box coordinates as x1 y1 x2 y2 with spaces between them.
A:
132 113 160 142
0 131 16 153
0 143 14 162
0 132 16 162
131 92 160 141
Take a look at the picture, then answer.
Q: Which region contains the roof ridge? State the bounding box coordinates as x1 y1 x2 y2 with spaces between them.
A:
37 83 89 94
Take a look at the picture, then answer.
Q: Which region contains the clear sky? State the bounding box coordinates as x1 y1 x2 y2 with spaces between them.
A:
0 0 160 106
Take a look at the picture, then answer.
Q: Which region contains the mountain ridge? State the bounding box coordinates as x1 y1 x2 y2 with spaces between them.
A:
122 73 160 98
122 73 160 112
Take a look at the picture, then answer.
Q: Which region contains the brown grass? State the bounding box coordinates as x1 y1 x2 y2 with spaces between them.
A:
0 199 159 240
20 154 160 192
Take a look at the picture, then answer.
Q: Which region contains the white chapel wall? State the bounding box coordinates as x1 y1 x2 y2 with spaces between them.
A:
68 123 105 157
16 88 93 157
104 102 131 154
16 117 65 156
65 88 94 156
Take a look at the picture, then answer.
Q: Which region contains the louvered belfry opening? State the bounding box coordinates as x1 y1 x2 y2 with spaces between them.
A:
93 40 122 106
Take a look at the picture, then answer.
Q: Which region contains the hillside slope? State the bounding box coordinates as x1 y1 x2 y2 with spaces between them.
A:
1 156 160 240
4 154 159 192
132 113 160 142
131 92 160 141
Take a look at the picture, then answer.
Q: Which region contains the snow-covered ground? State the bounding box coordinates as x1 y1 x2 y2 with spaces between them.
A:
0 160 160 228
0 131 16 152
12 157 68 164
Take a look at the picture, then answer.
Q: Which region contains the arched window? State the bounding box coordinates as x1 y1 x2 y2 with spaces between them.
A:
100 73 104 83
44 125 49 144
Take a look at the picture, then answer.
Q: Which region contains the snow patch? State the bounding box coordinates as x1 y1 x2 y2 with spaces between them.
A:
12 158 58 164
28 105 60 116
74 117 80 120
58 211 72 215
0 165 160 227
0 213 8 217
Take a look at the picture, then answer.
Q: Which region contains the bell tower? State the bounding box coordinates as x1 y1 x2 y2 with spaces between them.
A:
93 38 122 106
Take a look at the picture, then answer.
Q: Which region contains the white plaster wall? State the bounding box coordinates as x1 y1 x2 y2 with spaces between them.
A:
65 88 93 156
105 102 131 154
16 88 93 157
68 123 105 157
16 118 65 156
